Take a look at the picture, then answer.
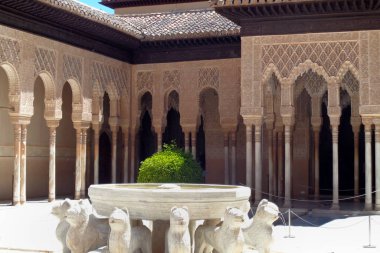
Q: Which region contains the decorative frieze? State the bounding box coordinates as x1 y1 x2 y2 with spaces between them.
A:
262 41 359 78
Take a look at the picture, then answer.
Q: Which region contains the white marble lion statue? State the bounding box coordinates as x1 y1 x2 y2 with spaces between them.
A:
242 199 279 253
65 199 109 253
51 198 73 253
165 206 191 253
108 207 152 253
194 207 245 253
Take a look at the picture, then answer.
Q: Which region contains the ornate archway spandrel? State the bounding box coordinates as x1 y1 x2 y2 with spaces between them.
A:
0 36 21 67
137 71 153 92
63 54 83 84
163 70 181 91
34 47 56 78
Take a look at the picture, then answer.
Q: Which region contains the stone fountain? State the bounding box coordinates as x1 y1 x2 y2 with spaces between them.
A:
88 183 251 253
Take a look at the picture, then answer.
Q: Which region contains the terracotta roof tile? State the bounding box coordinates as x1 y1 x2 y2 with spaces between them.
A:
119 9 240 41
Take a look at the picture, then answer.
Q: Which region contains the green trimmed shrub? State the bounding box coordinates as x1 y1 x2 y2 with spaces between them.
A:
137 143 203 183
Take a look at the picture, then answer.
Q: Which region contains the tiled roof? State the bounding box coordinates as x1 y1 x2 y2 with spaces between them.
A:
212 0 318 7
119 9 241 41
39 0 143 38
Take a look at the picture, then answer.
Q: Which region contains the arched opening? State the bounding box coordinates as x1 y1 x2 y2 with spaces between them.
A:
198 88 223 183
338 90 354 196
196 116 206 172
27 76 49 199
56 82 76 197
99 132 112 183
163 90 183 148
138 92 155 164
0 67 14 202
319 92 332 196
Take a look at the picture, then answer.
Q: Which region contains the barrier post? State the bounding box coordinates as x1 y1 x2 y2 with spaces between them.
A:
284 209 295 238
363 216 376 248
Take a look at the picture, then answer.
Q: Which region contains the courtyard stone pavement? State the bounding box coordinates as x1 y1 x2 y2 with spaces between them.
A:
0 200 379 253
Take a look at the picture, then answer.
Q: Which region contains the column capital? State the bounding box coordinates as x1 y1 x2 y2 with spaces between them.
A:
311 116 322 130
242 115 263 126
46 120 60 129
109 116 119 128
10 115 31 126
73 121 91 130
362 116 373 127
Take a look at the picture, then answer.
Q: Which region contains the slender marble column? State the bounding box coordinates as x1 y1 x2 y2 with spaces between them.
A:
123 129 129 183
75 129 82 200
48 126 57 202
20 125 27 204
277 130 284 198
93 124 100 184
284 125 292 207
111 127 118 183
80 128 88 197
273 131 278 196
191 130 196 159
254 124 262 204
130 133 136 183
331 125 339 209
353 126 360 202
365 124 372 210
13 124 21 205
231 132 237 185
185 131 190 153
313 128 320 200
157 129 162 152
224 132 229 184
375 124 380 210
267 128 273 200
245 125 253 188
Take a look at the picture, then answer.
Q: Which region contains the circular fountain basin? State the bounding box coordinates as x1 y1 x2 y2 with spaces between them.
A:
88 183 251 220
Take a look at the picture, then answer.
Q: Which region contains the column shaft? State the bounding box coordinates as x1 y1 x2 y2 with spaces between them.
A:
20 125 27 204
111 128 117 183
80 129 87 197
185 132 190 153
191 131 196 159
245 125 253 188
123 130 129 183
254 124 262 203
75 129 82 200
231 132 237 185
130 134 136 183
284 126 292 207
354 129 359 202
13 124 21 205
273 131 278 196
331 126 339 209
48 127 56 202
375 125 380 210
278 130 284 197
365 125 372 210
224 132 229 184
93 126 100 184
268 129 273 200
157 131 162 152
314 130 320 200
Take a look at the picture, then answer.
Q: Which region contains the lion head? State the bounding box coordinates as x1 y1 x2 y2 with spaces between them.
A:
223 207 245 229
65 202 90 228
170 206 189 229
52 198 73 220
254 199 279 224
109 208 130 232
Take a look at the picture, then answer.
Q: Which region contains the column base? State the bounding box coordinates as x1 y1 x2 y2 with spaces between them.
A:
20 201 26 205
375 204 380 211
330 203 339 210
80 190 86 198
364 203 373 211
13 201 20 206
48 197 55 202
74 192 81 200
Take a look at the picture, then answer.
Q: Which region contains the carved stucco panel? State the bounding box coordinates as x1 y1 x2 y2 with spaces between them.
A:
0 36 21 67
63 54 83 83
137 71 153 93
198 67 219 90
34 47 56 78
163 70 181 91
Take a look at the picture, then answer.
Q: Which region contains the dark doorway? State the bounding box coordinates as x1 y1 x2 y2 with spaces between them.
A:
197 116 206 172
139 111 156 162
163 108 184 148
338 104 354 195
319 99 332 195
99 132 112 183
